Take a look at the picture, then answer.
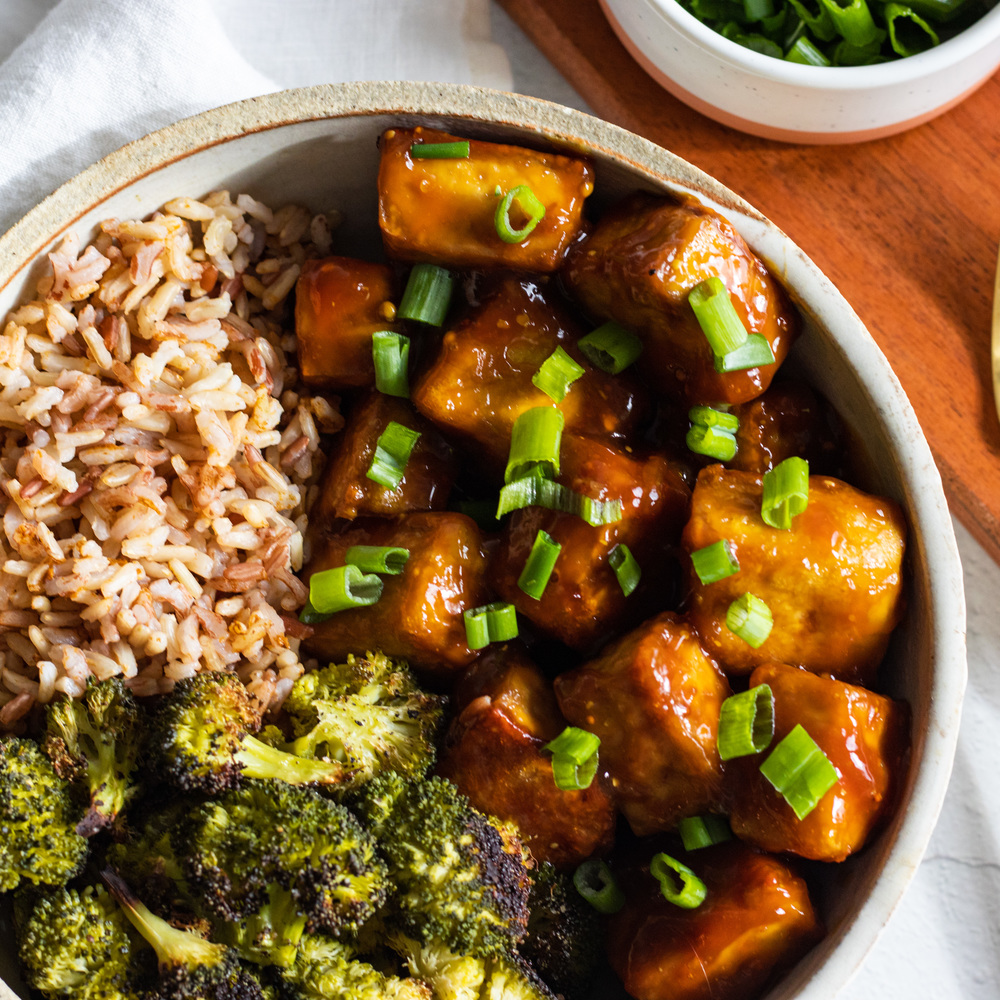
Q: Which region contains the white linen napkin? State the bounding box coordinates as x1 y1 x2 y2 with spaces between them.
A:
0 0 512 236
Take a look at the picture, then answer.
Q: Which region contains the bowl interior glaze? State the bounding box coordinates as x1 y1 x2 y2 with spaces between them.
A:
0 82 967 1000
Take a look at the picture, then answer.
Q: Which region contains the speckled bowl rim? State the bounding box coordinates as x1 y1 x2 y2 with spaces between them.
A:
0 82 967 1000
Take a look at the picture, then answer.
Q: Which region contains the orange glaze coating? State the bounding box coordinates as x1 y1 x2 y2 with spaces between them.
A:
490 435 691 651
303 512 486 678
411 275 648 473
311 392 456 523
562 192 798 404
682 466 906 685
294 256 400 389
726 662 910 862
438 646 616 868
378 127 593 271
606 842 823 1000
554 612 731 835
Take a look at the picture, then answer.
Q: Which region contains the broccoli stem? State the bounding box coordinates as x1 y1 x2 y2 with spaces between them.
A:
235 735 347 786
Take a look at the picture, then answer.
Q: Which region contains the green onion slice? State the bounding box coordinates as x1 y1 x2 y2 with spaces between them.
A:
726 592 773 648
884 2 940 55
689 405 739 434
691 539 740 585
689 277 748 357
573 860 625 914
713 333 776 373
717 684 775 760
815 0 884 46
496 472 624 526
463 601 519 651
366 421 421 490
650 853 707 909
608 543 641 597
517 529 562 600
785 35 834 63
744 0 776 19
409 140 471 159
298 599 328 625
399 263 453 326
545 726 601 791
505 407 565 484
307 565 384 616
344 545 410 576
372 331 410 398
678 815 732 851
761 456 809 530
577 322 643 374
686 423 738 462
495 185 546 243
760 723 839 820
551 754 599 791
532 346 585 403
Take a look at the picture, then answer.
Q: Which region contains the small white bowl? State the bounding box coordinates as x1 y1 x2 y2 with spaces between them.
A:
0 82 966 999
601 0 1000 142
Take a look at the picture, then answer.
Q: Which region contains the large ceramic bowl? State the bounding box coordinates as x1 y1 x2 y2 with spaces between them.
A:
601 0 1000 142
0 82 966 999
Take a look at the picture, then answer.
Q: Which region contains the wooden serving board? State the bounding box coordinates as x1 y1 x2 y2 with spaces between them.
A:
498 0 1000 564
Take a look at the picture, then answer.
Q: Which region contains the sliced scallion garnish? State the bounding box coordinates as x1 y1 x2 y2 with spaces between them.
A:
785 35 834 63
344 545 410 576
690 539 740 585
608 543 641 597
760 723 839 820
573 860 625 914
398 263 453 326
688 405 739 433
532 346 585 403
463 602 519 651
577 322 643 374
409 140 471 159
677 815 733 851
717 684 775 760
366 421 421 490
494 184 546 243
504 407 565 484
372 330 410 398
761 456 809 529
517 529 562 600
307 565 384 617
713 333 776 373
689 276 748 357
650 853 707 909
686 424 738 462
544 726 601 791
496 472 624 526
726 592 773 648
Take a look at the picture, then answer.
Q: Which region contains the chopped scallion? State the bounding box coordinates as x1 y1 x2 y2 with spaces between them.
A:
532 346 585 403
650 853 707 909
409 140 471 159
366 421 421 490
786 34 834 63
504 407 565 484
573 860 625 914
494 185 546 243
608 543 641 597
726 592 773 648
517 529 562 600
760 723 839 820
689 405 739 434
463 601 519 651
344 545 410 576
545 726 601 791
717 684 775 760
577 322 643 374
689 277 748 357
307 565 384 617
691 539 740 585
686 423 738 462
496 472 623 526
713 333 776 373
761 456 809 529
372 331 410 398
398 264 453 326
677 815 732 851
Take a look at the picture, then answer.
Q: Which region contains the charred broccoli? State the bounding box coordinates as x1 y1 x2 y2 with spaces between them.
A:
103 868 263 1000
281 653 445 792
183 782 388 961
520 864 600 1000
0 736 88 891
354 774 531 959
150 673 348 793
16 883 133 1000
43 677 141 836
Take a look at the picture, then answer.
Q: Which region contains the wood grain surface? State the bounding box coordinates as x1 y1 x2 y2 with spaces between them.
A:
498 0 1000 565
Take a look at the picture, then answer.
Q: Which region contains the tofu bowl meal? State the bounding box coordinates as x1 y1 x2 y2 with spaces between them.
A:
0 82 965 1000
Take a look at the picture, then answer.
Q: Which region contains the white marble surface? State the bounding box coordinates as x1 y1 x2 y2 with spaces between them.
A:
0 0 997 996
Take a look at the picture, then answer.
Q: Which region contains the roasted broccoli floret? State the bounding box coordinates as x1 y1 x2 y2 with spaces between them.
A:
183 782 388 957
43 677 141 835
389 934 555 1000
280 933 431 1000
519 864 600 1000
0 736 88 891
103 868 263 1000
150 673 349 793
281 653 446 792
217 884 309 971
356 774 531 958
16 883 134 1000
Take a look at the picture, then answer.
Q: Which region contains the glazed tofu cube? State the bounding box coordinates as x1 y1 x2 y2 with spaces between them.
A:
553 613 731 835
562 192 798 405
295 256 400 389
682 466 906 685
607 842 822 1000
312 392 456 524
303 512 487 678
726 662 909 862
411 275 648 473
490 435 690 651
438 646 616 869
378 126 593 271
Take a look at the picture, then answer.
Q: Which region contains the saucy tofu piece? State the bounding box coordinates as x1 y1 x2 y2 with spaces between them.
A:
606 842 822 1000
491 436 691 651
378 127 593 271
726 662 909 862
438 646 616 869
303 512 487 677
412 275 648 472
730 381 842 476
682 466 906 685
554 613 731 835
562 192 798 405
312 392 456 524
295 256 399 389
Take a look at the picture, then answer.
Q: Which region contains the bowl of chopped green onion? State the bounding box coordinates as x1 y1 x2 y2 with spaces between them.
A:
601 0 1000 141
